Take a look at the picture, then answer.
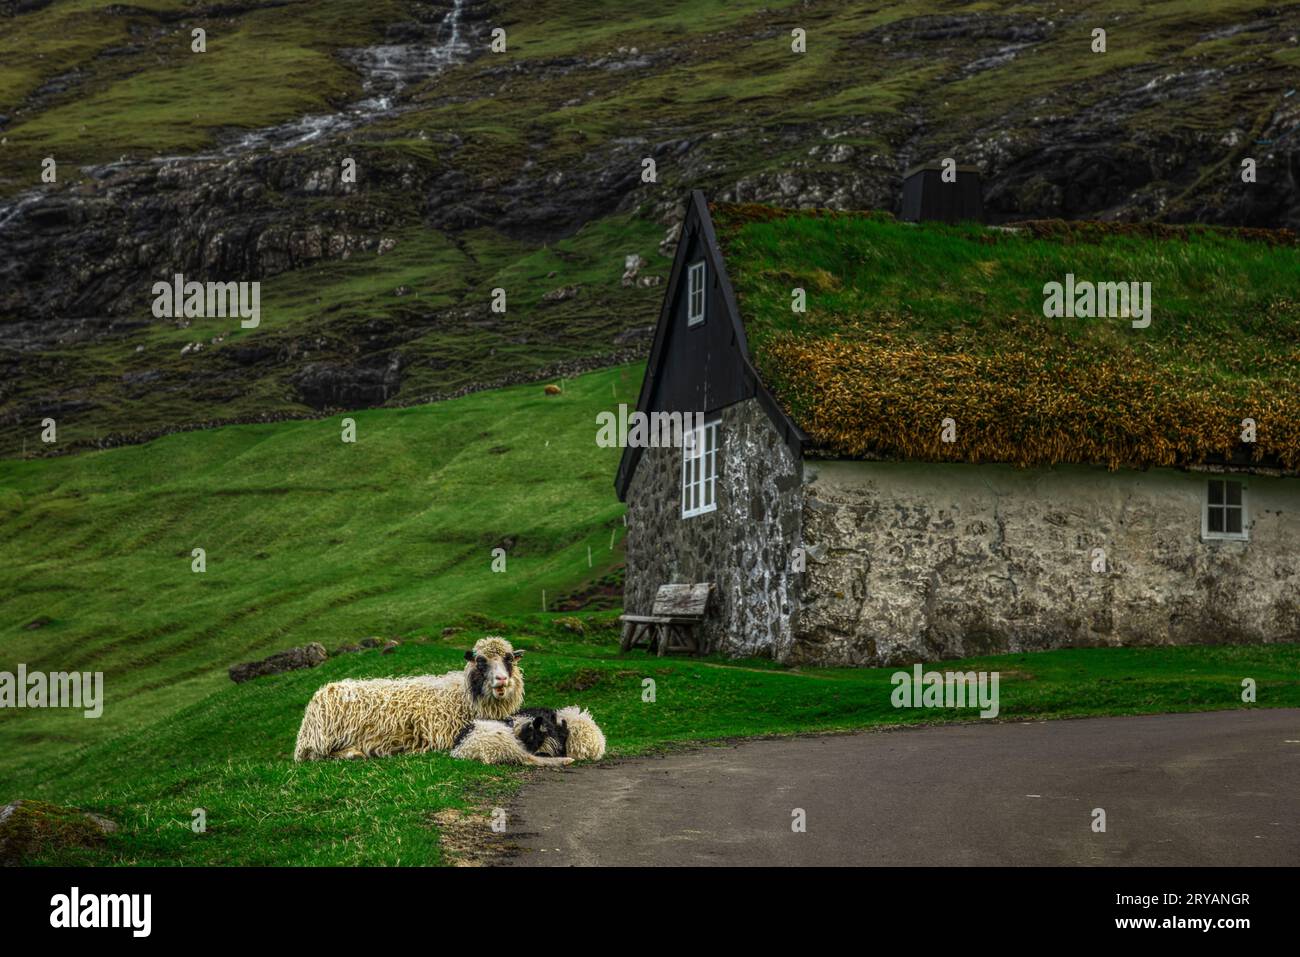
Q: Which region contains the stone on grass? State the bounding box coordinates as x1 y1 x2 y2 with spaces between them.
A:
228 642 327 683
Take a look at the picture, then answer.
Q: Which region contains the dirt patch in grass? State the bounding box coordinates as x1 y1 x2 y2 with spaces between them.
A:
430 807 519 867
552 566 625 612
556 668 604 692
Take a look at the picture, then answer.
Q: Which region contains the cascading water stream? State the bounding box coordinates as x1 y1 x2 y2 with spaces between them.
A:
0 0 471 234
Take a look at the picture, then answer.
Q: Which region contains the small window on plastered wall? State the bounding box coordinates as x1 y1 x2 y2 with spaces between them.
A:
1202 478 1248 541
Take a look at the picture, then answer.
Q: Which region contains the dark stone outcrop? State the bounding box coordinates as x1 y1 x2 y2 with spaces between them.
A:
290 355 404 410
227 642 327 683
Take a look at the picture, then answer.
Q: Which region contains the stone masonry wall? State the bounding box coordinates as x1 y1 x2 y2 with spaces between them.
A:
796 459 1300 666
623 398 802 659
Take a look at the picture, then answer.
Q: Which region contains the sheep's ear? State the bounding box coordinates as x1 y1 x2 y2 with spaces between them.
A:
511 650 525 661
463 650 476 662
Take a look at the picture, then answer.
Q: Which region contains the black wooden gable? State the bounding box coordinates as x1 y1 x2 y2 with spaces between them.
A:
614 190 806 501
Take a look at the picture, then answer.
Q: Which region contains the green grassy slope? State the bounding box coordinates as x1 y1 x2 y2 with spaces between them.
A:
0 0 395 159
720 212 1300 370
0 363 642 769
3 0 1295 455
0 213 666 456
2 0 1290 192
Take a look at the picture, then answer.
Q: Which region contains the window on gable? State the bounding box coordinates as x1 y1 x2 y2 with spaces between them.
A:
687 261 706 326
681 419 719 518
1203 478 1247 541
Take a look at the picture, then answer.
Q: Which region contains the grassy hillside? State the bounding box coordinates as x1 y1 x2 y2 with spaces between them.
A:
0 212 666 456
0 363 641 769
3 0 1296 456
2 0 1292 192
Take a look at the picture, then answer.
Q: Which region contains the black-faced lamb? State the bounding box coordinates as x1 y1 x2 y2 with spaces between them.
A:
450 710 574 767
510 705 607 762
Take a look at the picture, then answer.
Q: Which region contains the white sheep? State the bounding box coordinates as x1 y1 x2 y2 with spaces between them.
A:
293 636 525 762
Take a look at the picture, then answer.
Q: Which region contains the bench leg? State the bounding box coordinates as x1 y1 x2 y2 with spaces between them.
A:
634 623 655 654
656 624 670 657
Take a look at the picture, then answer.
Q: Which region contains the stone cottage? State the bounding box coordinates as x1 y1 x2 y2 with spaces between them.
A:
615 190 1300 666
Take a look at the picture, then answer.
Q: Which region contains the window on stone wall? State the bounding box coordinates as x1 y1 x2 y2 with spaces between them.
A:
1203 478 1247 541
681 420 719 518
687 261 706 326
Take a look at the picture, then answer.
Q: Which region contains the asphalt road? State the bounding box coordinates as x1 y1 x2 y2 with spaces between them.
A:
503 710 1300 866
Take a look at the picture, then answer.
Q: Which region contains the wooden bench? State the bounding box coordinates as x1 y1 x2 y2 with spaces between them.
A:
620 582 714 657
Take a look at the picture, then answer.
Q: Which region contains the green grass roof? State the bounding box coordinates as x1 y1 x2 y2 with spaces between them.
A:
711 203 1300 471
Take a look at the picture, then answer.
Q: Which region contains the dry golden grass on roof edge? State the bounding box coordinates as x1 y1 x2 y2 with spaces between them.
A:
759 334 1300 471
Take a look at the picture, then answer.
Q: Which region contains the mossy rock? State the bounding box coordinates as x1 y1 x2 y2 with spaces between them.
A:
0 800 117 866
463 613 508 632
554 616 587 636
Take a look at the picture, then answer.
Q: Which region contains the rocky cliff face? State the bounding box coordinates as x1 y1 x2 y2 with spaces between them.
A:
1 0 1296 454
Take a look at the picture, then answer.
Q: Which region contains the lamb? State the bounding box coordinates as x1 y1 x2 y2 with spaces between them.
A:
510 705 607 762
553 706 607 761
293 636 525 762
451 705 605 765
450 711 573 767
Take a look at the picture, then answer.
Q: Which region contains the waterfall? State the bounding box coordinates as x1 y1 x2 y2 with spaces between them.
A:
0 0 476 233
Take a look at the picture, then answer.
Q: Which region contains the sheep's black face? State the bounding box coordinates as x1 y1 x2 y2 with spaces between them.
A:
527 711 569 757
514 715 548 754
551 718 571 758
507 707 567 755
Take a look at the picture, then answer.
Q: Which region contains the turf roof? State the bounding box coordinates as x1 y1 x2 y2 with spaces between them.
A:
709 203 1300 472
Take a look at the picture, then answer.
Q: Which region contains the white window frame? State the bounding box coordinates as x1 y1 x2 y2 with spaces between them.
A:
1202 477 1248 542
681 419 719 518
687 261 706 326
